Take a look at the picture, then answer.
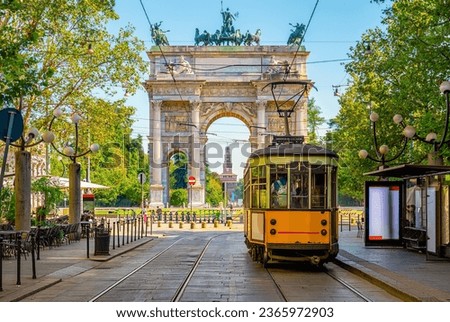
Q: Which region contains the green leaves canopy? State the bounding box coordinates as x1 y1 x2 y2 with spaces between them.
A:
1 0 150 205
332 0 450 200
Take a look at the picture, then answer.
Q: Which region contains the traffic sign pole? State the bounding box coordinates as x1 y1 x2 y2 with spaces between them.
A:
188 176 196 219
0 109 23 193
138 173 146 215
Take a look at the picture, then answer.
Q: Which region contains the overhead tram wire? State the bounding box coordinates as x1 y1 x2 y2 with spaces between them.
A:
272 0 320 112
147 58 351 72
286 0 320 79
138 0 191 119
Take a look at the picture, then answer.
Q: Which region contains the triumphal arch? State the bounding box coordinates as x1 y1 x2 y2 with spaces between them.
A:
145 13 312 207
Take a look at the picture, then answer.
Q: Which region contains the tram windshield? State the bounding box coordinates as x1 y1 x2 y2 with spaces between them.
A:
246 160 336 210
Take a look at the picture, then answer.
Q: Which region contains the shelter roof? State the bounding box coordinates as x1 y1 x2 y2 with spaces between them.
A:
364 164 450 179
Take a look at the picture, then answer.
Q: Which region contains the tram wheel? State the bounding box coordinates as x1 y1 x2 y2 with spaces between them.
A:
262 251 269 268
251 247 257 261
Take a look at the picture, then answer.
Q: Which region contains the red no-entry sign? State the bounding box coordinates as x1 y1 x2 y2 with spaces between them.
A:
188 176 196 185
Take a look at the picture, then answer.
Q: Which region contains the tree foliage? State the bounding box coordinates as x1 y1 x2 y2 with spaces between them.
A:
31 177 64 218
307 97 326 145
332 0 450 201
1 0 149 206
205 168 224 207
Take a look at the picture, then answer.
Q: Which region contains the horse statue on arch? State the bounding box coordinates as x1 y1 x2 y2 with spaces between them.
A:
194 28 211 46
229 29 243 46
151 22 170 46
243 29 261 46
287 23 305 46
210 30 222 46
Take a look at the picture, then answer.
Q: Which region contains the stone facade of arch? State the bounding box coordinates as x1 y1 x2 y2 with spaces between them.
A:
145 46 311 207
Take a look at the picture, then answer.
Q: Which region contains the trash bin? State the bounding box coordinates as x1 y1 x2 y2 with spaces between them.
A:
94 228 110 255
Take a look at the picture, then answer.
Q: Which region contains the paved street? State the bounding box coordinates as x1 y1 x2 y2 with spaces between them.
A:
2 223 450 303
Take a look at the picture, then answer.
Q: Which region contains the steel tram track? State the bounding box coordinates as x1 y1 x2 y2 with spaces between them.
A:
265 268 289 302
170 235 217 302
266 265 373 302
89 233 231 302
323 268 372 302
88 237 185 302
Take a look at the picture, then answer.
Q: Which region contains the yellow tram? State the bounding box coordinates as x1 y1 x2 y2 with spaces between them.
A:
243 136 339 266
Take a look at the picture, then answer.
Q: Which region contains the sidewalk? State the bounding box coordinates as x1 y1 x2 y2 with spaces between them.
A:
0 231 155 302
335 228 450 302
1 223 449 302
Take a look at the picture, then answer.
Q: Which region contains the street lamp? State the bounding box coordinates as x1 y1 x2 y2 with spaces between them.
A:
4 105 57 231
358 111 415 169
359 81 450 168
391 80 450 165
48 107 99 224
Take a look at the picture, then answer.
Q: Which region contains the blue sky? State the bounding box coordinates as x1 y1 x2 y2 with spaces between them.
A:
110 0 388 178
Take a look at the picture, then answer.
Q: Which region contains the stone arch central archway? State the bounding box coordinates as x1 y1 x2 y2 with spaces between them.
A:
145 46 310 207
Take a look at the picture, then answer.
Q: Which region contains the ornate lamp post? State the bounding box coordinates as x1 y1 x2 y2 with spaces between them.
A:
6 106 56 231
48 108 99 224
359 81 450 168
392 80 450 166
358 111 416 169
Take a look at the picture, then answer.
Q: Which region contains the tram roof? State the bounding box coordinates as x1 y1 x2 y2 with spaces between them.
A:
249 143 339 159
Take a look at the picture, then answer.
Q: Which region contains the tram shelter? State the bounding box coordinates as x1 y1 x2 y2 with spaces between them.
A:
364 164 450 259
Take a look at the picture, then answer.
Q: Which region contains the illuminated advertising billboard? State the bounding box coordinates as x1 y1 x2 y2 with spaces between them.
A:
365 181 404 246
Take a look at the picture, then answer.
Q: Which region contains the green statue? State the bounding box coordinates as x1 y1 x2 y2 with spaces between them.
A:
287 22 306 46
151 21 170 46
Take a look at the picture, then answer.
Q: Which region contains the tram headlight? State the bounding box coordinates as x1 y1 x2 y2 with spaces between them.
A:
321 219 327 226
270 229 277 235
321 229 327 236
270 219 277 225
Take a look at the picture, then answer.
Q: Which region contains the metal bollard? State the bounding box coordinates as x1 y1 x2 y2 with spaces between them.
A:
126 218 129 244
36 225 41 260
130 218 133 243
122 220 125 246
0 236 3 291
117 220 120 248
137 217 140 239
16 233 21 285
86 225 90 259
112 222 116 250
31 231 36 279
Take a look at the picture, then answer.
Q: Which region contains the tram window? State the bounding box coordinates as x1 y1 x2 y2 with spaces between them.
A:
291 173 309 209
311 165 327 208
270 165 288 208
250 166 267 208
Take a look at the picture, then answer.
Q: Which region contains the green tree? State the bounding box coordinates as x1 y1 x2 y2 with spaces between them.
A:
234 178 244 201
170 189 188 207
169 153 188 189
31 177 64 221
307 97 326 145
205 169 224 207
331 0 450 201
1 0 148 206
92 133 148 207
0 187 16 224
